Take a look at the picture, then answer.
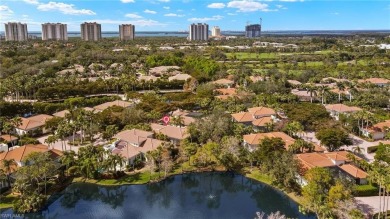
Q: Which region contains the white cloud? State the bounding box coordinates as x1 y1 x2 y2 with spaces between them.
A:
144 9 157 14
24 0 40 5
121 0 135 3
86 19 164 27
227 0 269 12
331 12 340 15
207 3 226 9
163 6 170 9
158 0 170 2
227 12 237 15
37 2 96 15
0 5 13 13
164 13 184 17
125 13 143 19
279 0 304 2
188 15 223 22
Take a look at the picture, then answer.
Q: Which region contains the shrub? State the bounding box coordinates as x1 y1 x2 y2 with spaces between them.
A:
367 146 379 153
353 184 378 196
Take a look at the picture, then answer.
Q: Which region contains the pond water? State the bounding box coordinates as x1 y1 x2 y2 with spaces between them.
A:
2 172 314 219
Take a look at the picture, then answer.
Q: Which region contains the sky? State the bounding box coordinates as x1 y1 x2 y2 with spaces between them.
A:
0 0 389 31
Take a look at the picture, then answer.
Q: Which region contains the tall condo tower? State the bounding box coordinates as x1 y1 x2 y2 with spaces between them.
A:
245 24 261 38
188 23 209 41
42 23 68 41
80 22 101 41
119 24 135 40
211 26 221 37
4 22 28 41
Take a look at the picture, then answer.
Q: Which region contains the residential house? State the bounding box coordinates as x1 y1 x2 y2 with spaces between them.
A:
149 66 181 76
0 144 62 189
93 100 133 112
325 104 362 121
0 135 18 146
249 76 264 83
362 120 390 140
151 123 188 144
291 89 313 102
287 80 302 87
215 88 237 100
108 129 165 165
296 151 367 185
53 107 96 118
358 78 390 87
170 109 198 126
231 106 277 131
16 114 53 136
168 74 192 82
339 164 368 185
243 132 295 152
212 79 235 88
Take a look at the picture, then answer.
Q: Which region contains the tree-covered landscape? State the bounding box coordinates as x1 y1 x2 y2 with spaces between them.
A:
1 32 390 218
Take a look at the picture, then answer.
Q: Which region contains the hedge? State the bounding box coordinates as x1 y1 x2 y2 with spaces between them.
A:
354 184 379 196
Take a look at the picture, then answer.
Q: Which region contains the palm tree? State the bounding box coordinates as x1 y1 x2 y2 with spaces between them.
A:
336 82 345 102
44 135 57 149
61 150 76 175
2 122 15 146
10 117 22 138
305 84 317 103
318 85 331 104
2 159 16 187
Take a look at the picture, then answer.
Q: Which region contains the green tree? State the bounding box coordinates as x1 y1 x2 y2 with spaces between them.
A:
316 127 352 151
1 159 16 187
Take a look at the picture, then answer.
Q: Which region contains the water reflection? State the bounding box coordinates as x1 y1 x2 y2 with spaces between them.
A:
5 172 314 219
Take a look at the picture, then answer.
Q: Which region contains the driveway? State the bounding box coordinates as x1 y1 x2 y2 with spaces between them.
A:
355 196 382 216
302 132 376 162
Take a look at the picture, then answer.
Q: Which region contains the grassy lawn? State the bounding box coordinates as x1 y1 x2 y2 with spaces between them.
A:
0 192 17 209
226 52 278 60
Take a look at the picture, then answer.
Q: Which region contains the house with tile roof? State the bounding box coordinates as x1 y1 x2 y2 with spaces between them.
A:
15 114 53 136
339 164 368 185
212 78 235 88
361 120 390 140
109 129 166 165
296 151 367 185
0 134 18 146
151 123 189 144
325 104 362 120
358 78 390 87
243 132 295 152
231 106 277 131
0 144 62 170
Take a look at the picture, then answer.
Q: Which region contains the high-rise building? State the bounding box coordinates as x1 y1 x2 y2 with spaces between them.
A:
4 22 28 41
245 24 261 38
211 26 221 37
80 22 101 41
119 24 135 40
42 23 68 41
188 23 209 41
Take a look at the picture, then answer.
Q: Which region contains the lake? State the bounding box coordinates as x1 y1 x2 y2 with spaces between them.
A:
1 172 314 219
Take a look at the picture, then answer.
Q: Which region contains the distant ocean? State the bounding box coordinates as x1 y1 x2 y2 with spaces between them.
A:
0 30 389 38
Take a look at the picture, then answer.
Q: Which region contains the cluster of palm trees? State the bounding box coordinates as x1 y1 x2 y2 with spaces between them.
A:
45 108 97 151
302 80 357 104
369 163 390 219
64 145 125 179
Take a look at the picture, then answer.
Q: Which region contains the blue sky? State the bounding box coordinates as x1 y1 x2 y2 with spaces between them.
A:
0 0 389 31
